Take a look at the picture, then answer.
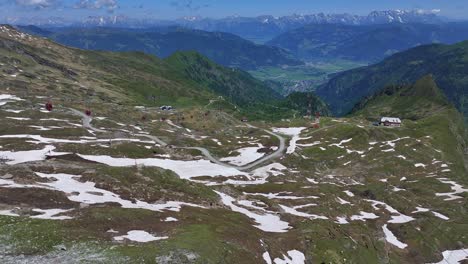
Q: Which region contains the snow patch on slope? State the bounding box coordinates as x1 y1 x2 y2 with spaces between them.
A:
272 127 306 154
216 191 290 233
383 224 407 249
113 230 168 243
220 144 265 166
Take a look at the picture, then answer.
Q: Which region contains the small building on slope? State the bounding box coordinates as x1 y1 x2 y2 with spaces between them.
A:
380 117 402 127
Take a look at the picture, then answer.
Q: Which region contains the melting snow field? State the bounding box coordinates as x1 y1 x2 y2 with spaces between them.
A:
435 178 468 201
0 209 19 217
3 109 24 113
6 117 30 121
247 192 318 200
0 145 70 165
367 200 415 224
113 230 168 243
383 224 407 249
350 211 379 221
30 209 73 220
1 97 466 263
0 134 155 145
220 144 265 166
252 163 287 178
335 217 349 224
428 249 468 264
412 207 450 220
216 191 290 233
215 163 288 186
279 205 328 220
0 172 205 214
432 211 449 220
272 127 306 154
79 154 247 179
0 94 23 106
329 138 352 149
263 250 306 264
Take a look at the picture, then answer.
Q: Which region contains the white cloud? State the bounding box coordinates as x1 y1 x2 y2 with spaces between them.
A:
74 0 119 12
15 0 58 8
414 8 442 15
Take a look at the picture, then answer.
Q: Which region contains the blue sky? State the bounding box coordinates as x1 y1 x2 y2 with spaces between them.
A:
0 0 467 20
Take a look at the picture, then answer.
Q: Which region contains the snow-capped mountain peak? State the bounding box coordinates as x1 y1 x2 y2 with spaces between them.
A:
1 9 443 29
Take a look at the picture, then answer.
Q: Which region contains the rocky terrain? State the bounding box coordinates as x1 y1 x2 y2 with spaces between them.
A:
0 25 467 264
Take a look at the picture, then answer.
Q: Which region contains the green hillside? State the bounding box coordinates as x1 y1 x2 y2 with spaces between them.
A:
0 25 327 120
0 26 254 110
350 75 450 120
280 91 331 116
316 41 468 120
21 26 303 70
1 25 467 264
350 76 467 170
164 51 282 107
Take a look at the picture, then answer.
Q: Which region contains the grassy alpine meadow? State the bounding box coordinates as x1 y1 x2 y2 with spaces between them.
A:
0 25 467 264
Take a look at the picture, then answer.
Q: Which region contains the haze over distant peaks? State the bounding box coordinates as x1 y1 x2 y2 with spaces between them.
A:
3 9 443 28
2 9 446 43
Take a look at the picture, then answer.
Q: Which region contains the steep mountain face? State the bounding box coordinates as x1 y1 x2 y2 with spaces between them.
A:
20 26 303 70
350 75 467 168
0 25 326 120
164 51 283 106
0 25 281 112
315 41 468 119
6 10 443 42
280 91 330 116
350 75 451 120
264 79 320 96
268 23 468 62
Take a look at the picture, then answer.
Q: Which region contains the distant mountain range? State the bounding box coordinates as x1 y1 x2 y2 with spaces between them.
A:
268 22 468 62
0 25 326 120
5 10 446 42
315 40 468 120
171 10 444 43
18 26 303 70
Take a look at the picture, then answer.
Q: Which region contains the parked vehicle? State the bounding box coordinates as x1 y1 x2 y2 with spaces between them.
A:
160 106 173 111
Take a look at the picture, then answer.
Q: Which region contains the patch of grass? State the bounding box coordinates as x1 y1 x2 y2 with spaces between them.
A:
239 182 304 194
111 208 263 263
57 142 154 159
0 216 67 255
303 146 346 161
90 166 218 203
297 220 383 264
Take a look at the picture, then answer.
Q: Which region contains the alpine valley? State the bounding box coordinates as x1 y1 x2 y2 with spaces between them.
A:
0 6 467 264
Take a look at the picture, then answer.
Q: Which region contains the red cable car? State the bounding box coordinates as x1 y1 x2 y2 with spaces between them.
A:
45 102 53 111
85 110 92 116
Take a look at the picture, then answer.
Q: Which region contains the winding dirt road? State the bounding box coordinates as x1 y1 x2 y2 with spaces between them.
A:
69 108 106 133
70 108 287 171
